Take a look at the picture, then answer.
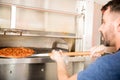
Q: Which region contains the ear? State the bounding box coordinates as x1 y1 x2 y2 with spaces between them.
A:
114 17 120 32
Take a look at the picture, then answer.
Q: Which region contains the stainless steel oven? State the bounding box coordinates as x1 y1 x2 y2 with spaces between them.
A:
0 28 75 80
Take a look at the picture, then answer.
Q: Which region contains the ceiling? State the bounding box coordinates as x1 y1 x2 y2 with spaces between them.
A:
94 0 110 5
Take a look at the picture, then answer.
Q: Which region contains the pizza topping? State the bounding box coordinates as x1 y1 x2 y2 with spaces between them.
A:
0 47 34 58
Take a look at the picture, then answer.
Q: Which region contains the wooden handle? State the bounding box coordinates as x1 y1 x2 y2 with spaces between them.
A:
49 51 90 56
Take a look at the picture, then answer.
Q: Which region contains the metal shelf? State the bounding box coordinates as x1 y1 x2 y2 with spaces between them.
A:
0 2 80 16
0 28 82 39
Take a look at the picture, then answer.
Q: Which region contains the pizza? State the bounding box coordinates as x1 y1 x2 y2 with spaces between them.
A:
0 47 34 58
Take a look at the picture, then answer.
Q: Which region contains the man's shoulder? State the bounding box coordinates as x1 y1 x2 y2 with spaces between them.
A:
98 50 120 62
77 51 120 80
93 51 120 69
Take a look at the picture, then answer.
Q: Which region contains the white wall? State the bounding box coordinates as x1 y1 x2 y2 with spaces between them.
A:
83 0 94 51
94 0 110 5
83 0 103 51
92 2 102 46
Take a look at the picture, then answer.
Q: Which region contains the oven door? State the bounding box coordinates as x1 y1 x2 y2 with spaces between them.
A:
0 63 45 80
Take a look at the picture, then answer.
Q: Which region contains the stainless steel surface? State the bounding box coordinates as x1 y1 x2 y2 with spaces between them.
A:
0 57 53 64
32 53 49 57
0 57 85 80
0 63 45 80
0 35 63 80
0 32 74 51
3 29 22 36
0 28 75 80
0 35 67 48
0 34 71 80
0 28 80 39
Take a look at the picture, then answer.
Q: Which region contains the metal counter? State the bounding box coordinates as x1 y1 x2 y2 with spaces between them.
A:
0 57 53 64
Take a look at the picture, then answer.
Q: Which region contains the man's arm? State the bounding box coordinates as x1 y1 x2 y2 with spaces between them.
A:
50 50 77 80
57 59 77 80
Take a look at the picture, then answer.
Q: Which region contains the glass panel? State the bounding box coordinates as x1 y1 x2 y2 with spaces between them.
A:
16 7 44 30
0 0 45 9
0 5 11 28
46 13 75 33
48 0 76 12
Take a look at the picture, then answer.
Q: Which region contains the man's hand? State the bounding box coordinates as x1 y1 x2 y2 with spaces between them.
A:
90 45 105 61
50 50 65 62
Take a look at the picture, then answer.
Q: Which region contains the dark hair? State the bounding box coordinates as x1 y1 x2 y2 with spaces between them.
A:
101 1 113 12
101 0 120 13
111 0 120 12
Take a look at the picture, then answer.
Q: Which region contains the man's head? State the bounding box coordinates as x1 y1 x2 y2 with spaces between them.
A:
101 1 113 14
99 0 120 49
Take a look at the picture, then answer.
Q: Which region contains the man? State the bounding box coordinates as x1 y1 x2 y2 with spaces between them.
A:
50 0 120 80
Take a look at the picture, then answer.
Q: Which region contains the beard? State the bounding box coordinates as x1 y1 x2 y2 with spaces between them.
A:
100 32 111 47
102 40 110 46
